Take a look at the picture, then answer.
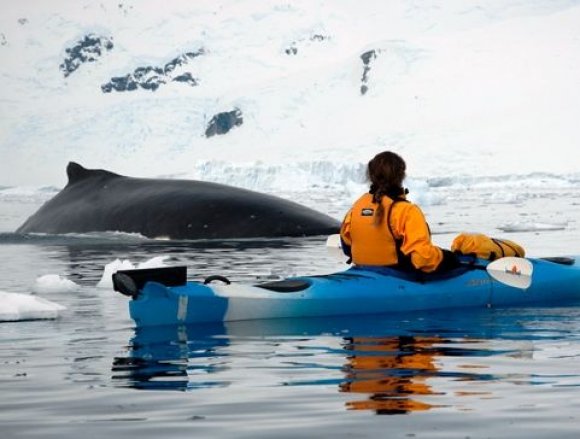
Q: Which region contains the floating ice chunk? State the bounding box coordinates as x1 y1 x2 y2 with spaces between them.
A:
344 181 367 199
32 274 80 294
96 256 170 289
0 291 66 322
137 256 171 269
343 178 445 206
486 192 523 204
407 179 446 206
498 221 568 232
96 259 135 289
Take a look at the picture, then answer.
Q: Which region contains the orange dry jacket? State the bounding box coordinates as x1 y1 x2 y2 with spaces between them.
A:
340 193 443 272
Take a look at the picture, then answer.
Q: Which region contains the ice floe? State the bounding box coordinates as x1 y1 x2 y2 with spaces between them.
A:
0 291 66 322
32 274 81 294
498 221 568 233
96 256 171 289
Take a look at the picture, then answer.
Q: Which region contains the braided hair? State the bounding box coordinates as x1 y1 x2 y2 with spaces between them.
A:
367 151 406 226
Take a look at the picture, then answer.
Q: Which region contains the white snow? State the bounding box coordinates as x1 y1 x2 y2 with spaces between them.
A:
0 290 66 322
0 0 579 188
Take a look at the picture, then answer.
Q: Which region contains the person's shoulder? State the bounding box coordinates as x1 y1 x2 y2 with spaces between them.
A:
395 199 423 215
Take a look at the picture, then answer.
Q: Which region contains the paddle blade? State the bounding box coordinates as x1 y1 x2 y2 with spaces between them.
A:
486 257 533 289
326 234 346 261
325 234 342 249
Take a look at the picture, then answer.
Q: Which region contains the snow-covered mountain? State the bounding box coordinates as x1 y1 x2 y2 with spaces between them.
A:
1 0 579 188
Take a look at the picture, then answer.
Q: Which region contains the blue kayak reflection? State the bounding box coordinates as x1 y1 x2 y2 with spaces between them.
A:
112 306 580 413
112 322 231 391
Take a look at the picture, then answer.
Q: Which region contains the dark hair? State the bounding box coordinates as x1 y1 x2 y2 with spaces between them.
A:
367 151 406 225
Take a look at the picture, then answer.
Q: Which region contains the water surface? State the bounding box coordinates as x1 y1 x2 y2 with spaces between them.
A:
1 189 580 438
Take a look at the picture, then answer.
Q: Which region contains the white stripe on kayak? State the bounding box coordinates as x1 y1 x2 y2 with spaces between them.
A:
211 284 303 321
211 284 301 299
177 295 189 322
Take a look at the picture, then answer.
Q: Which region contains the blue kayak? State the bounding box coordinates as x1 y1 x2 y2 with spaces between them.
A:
113 256 580 327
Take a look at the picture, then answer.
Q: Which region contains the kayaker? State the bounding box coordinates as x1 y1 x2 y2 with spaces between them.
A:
340 151 459 273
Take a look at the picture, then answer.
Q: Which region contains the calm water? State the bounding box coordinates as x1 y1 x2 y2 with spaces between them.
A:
1 188 580 438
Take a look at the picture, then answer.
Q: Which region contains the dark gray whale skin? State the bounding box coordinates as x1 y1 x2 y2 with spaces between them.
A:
16 162 340 239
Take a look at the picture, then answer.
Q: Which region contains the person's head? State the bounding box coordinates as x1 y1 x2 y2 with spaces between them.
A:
367 151 406 194
366 151 407 225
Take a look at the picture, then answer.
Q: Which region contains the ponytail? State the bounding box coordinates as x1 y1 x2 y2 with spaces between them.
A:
372 190 386 226
367 152 407 227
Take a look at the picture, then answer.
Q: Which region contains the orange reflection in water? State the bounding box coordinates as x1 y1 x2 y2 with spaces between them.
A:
340 336 443 415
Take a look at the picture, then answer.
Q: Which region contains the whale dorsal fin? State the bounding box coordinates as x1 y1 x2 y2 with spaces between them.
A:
66 162 121 185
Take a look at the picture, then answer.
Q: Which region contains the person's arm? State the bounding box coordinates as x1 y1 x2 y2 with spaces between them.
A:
340 209 353 259
396 204 443 273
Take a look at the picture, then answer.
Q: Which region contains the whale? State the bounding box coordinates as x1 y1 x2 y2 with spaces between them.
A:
16 162 340 239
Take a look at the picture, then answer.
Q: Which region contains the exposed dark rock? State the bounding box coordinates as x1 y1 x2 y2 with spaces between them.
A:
101 76 131 93
285 34 328 55
361 50 376 67
18 18 28 25
0 33 6 46
164 51 204 74
102 71 159 93
60 34 114 77
285 45 298 55
172 72 198 86
360 49 377 95
205 109 243 137
134 66 165 91
102 49 203 93
310 34 327 42
118 3 134 15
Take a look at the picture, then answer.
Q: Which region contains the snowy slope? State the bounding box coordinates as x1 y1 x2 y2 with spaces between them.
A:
1 0 579 188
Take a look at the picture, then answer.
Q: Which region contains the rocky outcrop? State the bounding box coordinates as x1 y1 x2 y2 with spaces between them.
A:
117 2 134 16
205 109 243 137
284 34 329 55
60 34 114 77
0 33 6 46
101 50 203 93
360 49 377 95
172 72 197 86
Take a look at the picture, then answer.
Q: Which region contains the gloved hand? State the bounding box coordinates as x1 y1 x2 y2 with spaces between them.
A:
437 249 461 272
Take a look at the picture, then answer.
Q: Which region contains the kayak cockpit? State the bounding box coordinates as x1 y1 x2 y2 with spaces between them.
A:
255 279 312 292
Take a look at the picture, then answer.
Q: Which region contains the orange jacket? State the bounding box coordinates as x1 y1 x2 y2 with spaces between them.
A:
340 193 443 272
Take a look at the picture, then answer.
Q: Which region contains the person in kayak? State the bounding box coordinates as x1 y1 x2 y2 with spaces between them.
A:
340 151 459 273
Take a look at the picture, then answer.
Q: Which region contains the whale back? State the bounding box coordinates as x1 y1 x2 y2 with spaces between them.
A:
66 162 120 185
16 163 340 239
